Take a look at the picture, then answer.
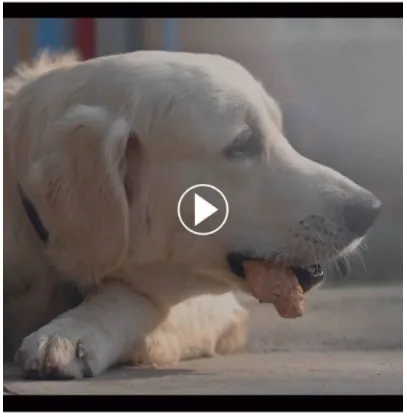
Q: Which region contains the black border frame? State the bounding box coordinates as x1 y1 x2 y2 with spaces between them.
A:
3 2 403 18
3 394 403 412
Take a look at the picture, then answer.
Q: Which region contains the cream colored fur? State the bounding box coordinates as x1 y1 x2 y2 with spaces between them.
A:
5 51 371 379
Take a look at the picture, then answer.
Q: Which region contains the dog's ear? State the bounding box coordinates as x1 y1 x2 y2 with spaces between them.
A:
28 105 143 280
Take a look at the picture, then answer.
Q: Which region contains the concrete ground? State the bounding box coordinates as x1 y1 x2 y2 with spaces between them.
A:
3 284 402 395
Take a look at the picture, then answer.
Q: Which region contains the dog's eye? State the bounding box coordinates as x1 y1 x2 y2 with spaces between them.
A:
224 129 262 160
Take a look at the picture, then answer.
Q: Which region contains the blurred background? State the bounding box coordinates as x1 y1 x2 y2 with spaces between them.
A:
4 18 402 285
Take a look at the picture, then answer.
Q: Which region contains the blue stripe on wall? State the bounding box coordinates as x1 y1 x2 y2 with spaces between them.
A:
163 19 179 51
35 18 64 52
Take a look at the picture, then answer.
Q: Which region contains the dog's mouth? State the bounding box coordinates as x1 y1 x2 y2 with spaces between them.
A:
227 252 324 293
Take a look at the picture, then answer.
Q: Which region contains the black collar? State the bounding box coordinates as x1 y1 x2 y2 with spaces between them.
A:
18 184 49 244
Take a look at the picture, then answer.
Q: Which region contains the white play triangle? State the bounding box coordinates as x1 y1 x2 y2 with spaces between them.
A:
194 193 218 226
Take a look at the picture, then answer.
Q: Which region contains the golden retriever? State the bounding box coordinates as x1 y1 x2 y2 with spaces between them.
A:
4 51 381 379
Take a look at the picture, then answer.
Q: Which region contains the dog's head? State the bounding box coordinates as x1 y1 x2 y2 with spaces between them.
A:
9 52 381 290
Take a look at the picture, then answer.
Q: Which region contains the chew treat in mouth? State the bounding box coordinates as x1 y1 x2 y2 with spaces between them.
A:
243 261 305 318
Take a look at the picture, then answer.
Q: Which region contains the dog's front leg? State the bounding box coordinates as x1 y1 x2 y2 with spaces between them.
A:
15 282 160 379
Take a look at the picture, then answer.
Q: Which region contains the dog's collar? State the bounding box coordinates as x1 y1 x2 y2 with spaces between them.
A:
18 183 49 244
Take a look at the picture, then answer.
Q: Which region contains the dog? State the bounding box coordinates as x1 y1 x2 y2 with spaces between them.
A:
4 51 381 379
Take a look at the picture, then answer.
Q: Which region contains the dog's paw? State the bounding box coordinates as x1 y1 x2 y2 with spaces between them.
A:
15 322 102 379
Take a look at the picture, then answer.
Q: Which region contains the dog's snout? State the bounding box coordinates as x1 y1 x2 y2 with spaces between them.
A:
343 193 381 236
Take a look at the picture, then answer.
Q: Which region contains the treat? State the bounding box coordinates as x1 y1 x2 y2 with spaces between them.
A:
243 261 305 318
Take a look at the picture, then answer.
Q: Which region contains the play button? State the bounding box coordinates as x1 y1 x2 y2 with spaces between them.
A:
177 184 229 236
194 193 218 226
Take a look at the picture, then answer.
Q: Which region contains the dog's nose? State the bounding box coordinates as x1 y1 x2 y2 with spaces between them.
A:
343 193 381 236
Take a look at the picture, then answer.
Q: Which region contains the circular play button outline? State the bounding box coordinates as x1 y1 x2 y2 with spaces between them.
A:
177 184 229 236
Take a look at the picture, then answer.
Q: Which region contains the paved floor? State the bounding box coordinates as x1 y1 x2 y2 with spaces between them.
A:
3 285 402 395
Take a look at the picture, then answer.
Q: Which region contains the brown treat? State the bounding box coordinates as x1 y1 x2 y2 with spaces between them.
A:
243 261 305 318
